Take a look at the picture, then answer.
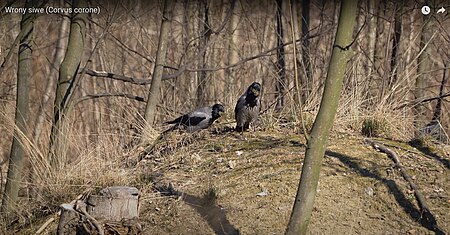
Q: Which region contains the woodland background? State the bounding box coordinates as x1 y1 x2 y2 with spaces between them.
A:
0 0 449 233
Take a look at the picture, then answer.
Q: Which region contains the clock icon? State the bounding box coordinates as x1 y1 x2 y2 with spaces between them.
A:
421 6 431 15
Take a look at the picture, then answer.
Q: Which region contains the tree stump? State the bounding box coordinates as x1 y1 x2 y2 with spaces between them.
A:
57 186 141 235
57 204 80 235
87 186 139 221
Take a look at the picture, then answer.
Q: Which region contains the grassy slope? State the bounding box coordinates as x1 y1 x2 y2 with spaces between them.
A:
135 128 449 235
9 126 449 234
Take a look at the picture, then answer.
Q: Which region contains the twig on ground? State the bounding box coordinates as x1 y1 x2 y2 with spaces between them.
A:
75 200 104 235
364 138 444 234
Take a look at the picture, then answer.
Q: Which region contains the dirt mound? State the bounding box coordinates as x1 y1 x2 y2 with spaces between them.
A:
135 128 449 234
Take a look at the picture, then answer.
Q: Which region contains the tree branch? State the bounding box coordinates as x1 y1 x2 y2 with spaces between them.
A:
76 92 146 105
83 37 302 83
394 91 450 110
83 68 156 84
0 1 49 77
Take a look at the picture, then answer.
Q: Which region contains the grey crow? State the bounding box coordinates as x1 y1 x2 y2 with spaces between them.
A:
235 82 261 132
165 103 225 133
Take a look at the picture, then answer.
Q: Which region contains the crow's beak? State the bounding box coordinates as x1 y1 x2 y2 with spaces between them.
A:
251 88 260 97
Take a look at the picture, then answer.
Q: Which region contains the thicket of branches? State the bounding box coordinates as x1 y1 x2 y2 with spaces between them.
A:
0 0 448 227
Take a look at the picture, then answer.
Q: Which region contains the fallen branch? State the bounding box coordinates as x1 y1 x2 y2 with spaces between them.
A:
364 138 443 233
75 200 104 235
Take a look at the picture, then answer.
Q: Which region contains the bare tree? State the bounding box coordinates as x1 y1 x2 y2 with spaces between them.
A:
275 0 286 111
32 3 69 144
143 0 172 127
49 0 87 169
367 0 377 81
389 0 402 86
414 15 434 130
285 0 358 234
1 1 33 213
225 0 240 104
301 0 311 101
196 0 210 107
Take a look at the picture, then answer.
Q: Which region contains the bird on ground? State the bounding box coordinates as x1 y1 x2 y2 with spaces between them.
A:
164 103 225 133
235 82 261 132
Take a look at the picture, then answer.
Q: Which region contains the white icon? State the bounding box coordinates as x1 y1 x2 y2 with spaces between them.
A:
421 6 431 15
437 7 445 14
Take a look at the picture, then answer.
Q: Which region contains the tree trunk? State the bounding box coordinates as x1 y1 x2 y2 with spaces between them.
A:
389 1 402 86
367 0 377 100
1 1 33 213
49 0 87 169
301 0 311 101
275 0 286 111
196 0 210 107
225 0 239 104
285 0 357 234
32 0 69 145
414 16 433 130
143 0 172 127
375 0 387 102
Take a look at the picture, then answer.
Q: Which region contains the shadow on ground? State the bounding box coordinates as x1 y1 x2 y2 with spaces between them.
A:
325 150 445 235
409 140 450 170
155 184 240 235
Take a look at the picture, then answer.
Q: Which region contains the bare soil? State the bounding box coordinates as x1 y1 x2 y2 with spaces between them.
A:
134 127 450 235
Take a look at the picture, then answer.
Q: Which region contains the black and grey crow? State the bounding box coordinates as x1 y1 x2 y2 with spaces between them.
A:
235 82 261 132
164 103 225 133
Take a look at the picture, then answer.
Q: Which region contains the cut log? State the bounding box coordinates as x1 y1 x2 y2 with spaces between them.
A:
57 186 140 235
87 186 139 221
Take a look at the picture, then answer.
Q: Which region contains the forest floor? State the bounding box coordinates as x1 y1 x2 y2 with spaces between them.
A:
131 125 450 235
10 124 450 234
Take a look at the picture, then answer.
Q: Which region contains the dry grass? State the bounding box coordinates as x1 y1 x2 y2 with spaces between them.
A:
0 70 445 234
0 107 145 232
1 100 449 234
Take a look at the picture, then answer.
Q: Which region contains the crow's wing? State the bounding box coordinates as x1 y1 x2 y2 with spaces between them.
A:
166 114 189 125
186 108 210 126
168 106 211 126
234 95 246 119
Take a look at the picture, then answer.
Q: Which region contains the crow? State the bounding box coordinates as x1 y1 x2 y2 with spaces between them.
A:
164 103 225 133
235 82 261 132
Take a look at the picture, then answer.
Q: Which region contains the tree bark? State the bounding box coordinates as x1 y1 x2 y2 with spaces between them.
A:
225 0 240 104
285 0 357 234
57 187 140 235
431 68 447 123
389 1 402 86
275 0 286 111
143 0 172 127
49 0 87 169
32 0 69 145
414 15 434 131
367 0 377 98
301 0 311 101
196 0 210 107
1 0 33 213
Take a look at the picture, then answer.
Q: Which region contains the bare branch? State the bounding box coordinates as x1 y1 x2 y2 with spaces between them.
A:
76 93 146 105
83 68 153 84
394 91 450 110
0 1 48 77
83 38 300 83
